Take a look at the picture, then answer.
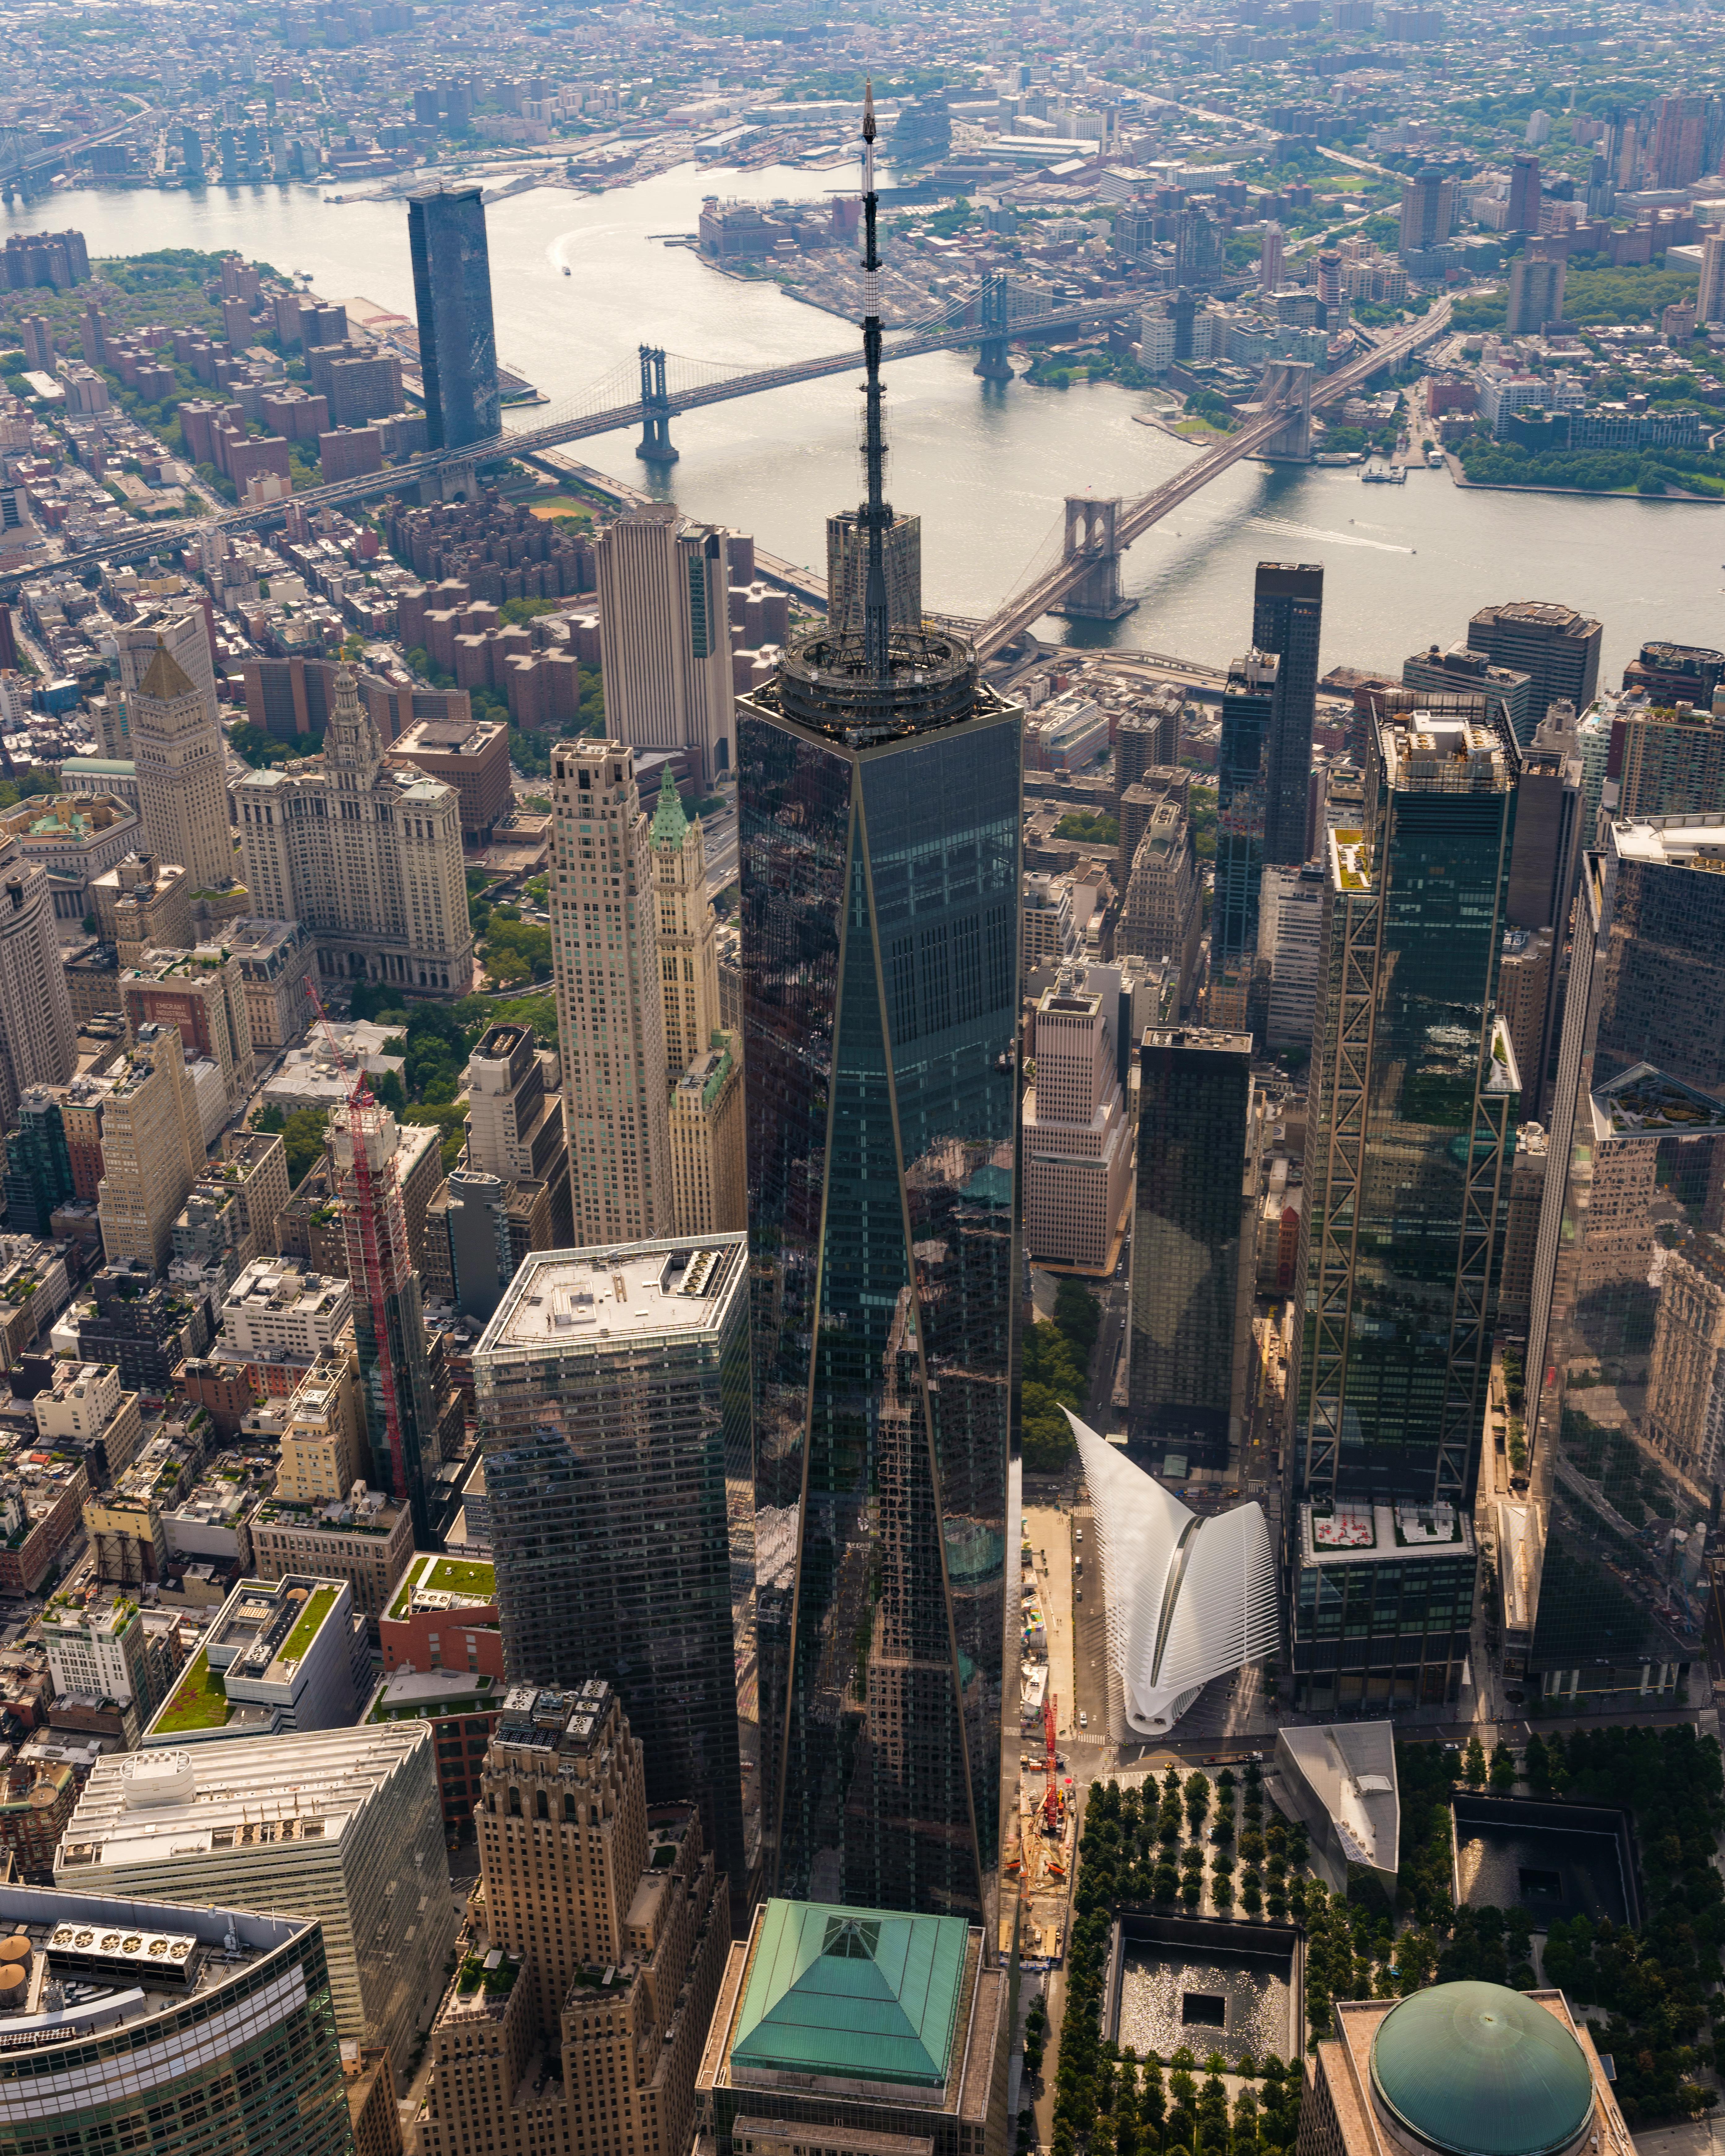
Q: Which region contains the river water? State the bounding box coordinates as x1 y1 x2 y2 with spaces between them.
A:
6 165 1723 679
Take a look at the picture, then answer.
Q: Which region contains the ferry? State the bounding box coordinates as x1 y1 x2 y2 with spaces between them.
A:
1362 460 1406 484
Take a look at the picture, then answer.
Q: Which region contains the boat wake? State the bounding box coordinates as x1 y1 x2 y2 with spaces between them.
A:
1248 513 1413 555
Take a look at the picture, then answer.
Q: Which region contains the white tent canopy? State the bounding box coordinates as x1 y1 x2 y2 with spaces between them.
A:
1067 1411 1279 1734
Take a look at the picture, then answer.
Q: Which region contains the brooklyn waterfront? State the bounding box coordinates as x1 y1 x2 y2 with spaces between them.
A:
5 164 1718 676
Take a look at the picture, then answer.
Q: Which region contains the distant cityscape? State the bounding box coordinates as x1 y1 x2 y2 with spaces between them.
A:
0 2 1723 2154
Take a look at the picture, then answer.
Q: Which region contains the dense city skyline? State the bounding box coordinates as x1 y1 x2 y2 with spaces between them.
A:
2 9 1725 2152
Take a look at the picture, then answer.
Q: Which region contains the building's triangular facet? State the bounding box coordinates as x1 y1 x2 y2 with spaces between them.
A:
741 91 1021 1928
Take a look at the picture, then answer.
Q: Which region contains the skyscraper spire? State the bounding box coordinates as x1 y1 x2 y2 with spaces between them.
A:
858 82 892 682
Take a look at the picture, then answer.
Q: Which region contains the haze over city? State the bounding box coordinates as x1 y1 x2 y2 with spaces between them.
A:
0 1 1722 2153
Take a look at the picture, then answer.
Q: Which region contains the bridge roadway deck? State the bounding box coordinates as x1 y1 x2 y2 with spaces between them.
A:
16 296 1143 585
972 298 1451 656
14 296 1446 597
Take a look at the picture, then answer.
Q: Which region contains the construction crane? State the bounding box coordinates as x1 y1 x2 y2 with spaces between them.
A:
301 979 410 1515
1041 1690 1063 1835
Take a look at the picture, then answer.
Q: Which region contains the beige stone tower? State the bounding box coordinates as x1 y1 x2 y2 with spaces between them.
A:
420 1681 729 2156
96 1022 203 1271
551 739 673 1246
649 769 720 1081
0 832 75 1129
648 769 746 1236
129 638 235 894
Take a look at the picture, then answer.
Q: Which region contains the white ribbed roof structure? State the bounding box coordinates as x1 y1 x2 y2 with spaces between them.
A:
1069 1412 1279 1734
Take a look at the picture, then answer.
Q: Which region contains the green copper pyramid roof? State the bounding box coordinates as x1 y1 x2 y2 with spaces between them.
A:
650 766 688 847
731 1900 969 2089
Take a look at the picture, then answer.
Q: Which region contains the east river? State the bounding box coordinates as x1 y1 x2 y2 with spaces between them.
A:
5 162 1723 678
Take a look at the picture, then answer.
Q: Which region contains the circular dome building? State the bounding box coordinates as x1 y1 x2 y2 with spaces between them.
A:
1369 1983 1598 2156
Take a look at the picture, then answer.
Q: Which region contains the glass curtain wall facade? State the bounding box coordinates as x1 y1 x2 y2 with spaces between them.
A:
407 186 501 453
474 1236 754 1900
1293 701 1520 1712
1253 562 1324 868
1514 821 1725 1707
1128 1028 1256 1473
1213 653 1279 975
0 1893 350 2156
740 662 1020 1925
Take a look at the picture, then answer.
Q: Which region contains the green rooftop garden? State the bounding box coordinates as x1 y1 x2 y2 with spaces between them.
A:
456 1952 519 1998
424 1556 495 1598
154 1650 231 1733
279 1584 339 1666
390 1556 496 1619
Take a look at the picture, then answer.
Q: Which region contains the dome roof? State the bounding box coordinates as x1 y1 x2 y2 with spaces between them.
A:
1370 1983 1595 2156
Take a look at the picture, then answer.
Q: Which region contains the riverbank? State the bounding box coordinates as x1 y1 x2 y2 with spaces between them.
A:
1452 471 1725 501
8 168 1719 677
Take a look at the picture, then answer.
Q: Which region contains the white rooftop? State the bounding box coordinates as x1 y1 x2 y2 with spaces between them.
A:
1275 1721 1400 1876
478 1236 747 1357
56 1726 432 1875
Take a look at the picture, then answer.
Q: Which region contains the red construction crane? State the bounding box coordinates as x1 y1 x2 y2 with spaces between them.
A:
301 980 409 1512
1041 1690 1062 1833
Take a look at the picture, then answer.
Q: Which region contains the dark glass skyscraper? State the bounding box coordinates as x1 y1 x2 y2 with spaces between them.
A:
2 1085 73 1235
1515 820 1725 1709
1253 561 1324 867
742 91 1019 1924
1213 650 1279 971
407 185 501 451
1292 697 1519 1713
1128 1027 1257 1473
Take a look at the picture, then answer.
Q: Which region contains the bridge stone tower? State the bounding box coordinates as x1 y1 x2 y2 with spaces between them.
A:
1056 496 1138 622
1254 359 1314 461
973 272 1014 382
636 344 680 465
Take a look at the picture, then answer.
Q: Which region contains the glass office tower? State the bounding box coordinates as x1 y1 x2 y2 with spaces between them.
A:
475 1235 754 1903
407 185 501 451
740 651 1020 1921
1293 696 1520 1712
1128 1027 1257 1473
1513 820 1725 1710
1213 650 1279 972
743 90 1019 1926
1253 561 1324 868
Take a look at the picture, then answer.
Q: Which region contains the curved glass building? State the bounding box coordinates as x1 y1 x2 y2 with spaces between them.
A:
0 1883 349 2155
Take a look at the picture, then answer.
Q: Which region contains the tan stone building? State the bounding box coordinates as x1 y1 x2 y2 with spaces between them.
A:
119 945 255 1126
668 1041 746 1237
1023 974 1134 1274
225 915 317 1051
128 638 236 895
550 741 674 1246
277 1349 366 1501
250 1486 414 1634
236 667 475 998
1646 1235 1725 1482
648 768 745 1237
1121 800 1202 1016
92 853 192 966
96 1023 203 1272
419 1680 728 2156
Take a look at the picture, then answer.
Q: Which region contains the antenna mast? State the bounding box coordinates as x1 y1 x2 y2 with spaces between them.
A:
859 83 892 682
